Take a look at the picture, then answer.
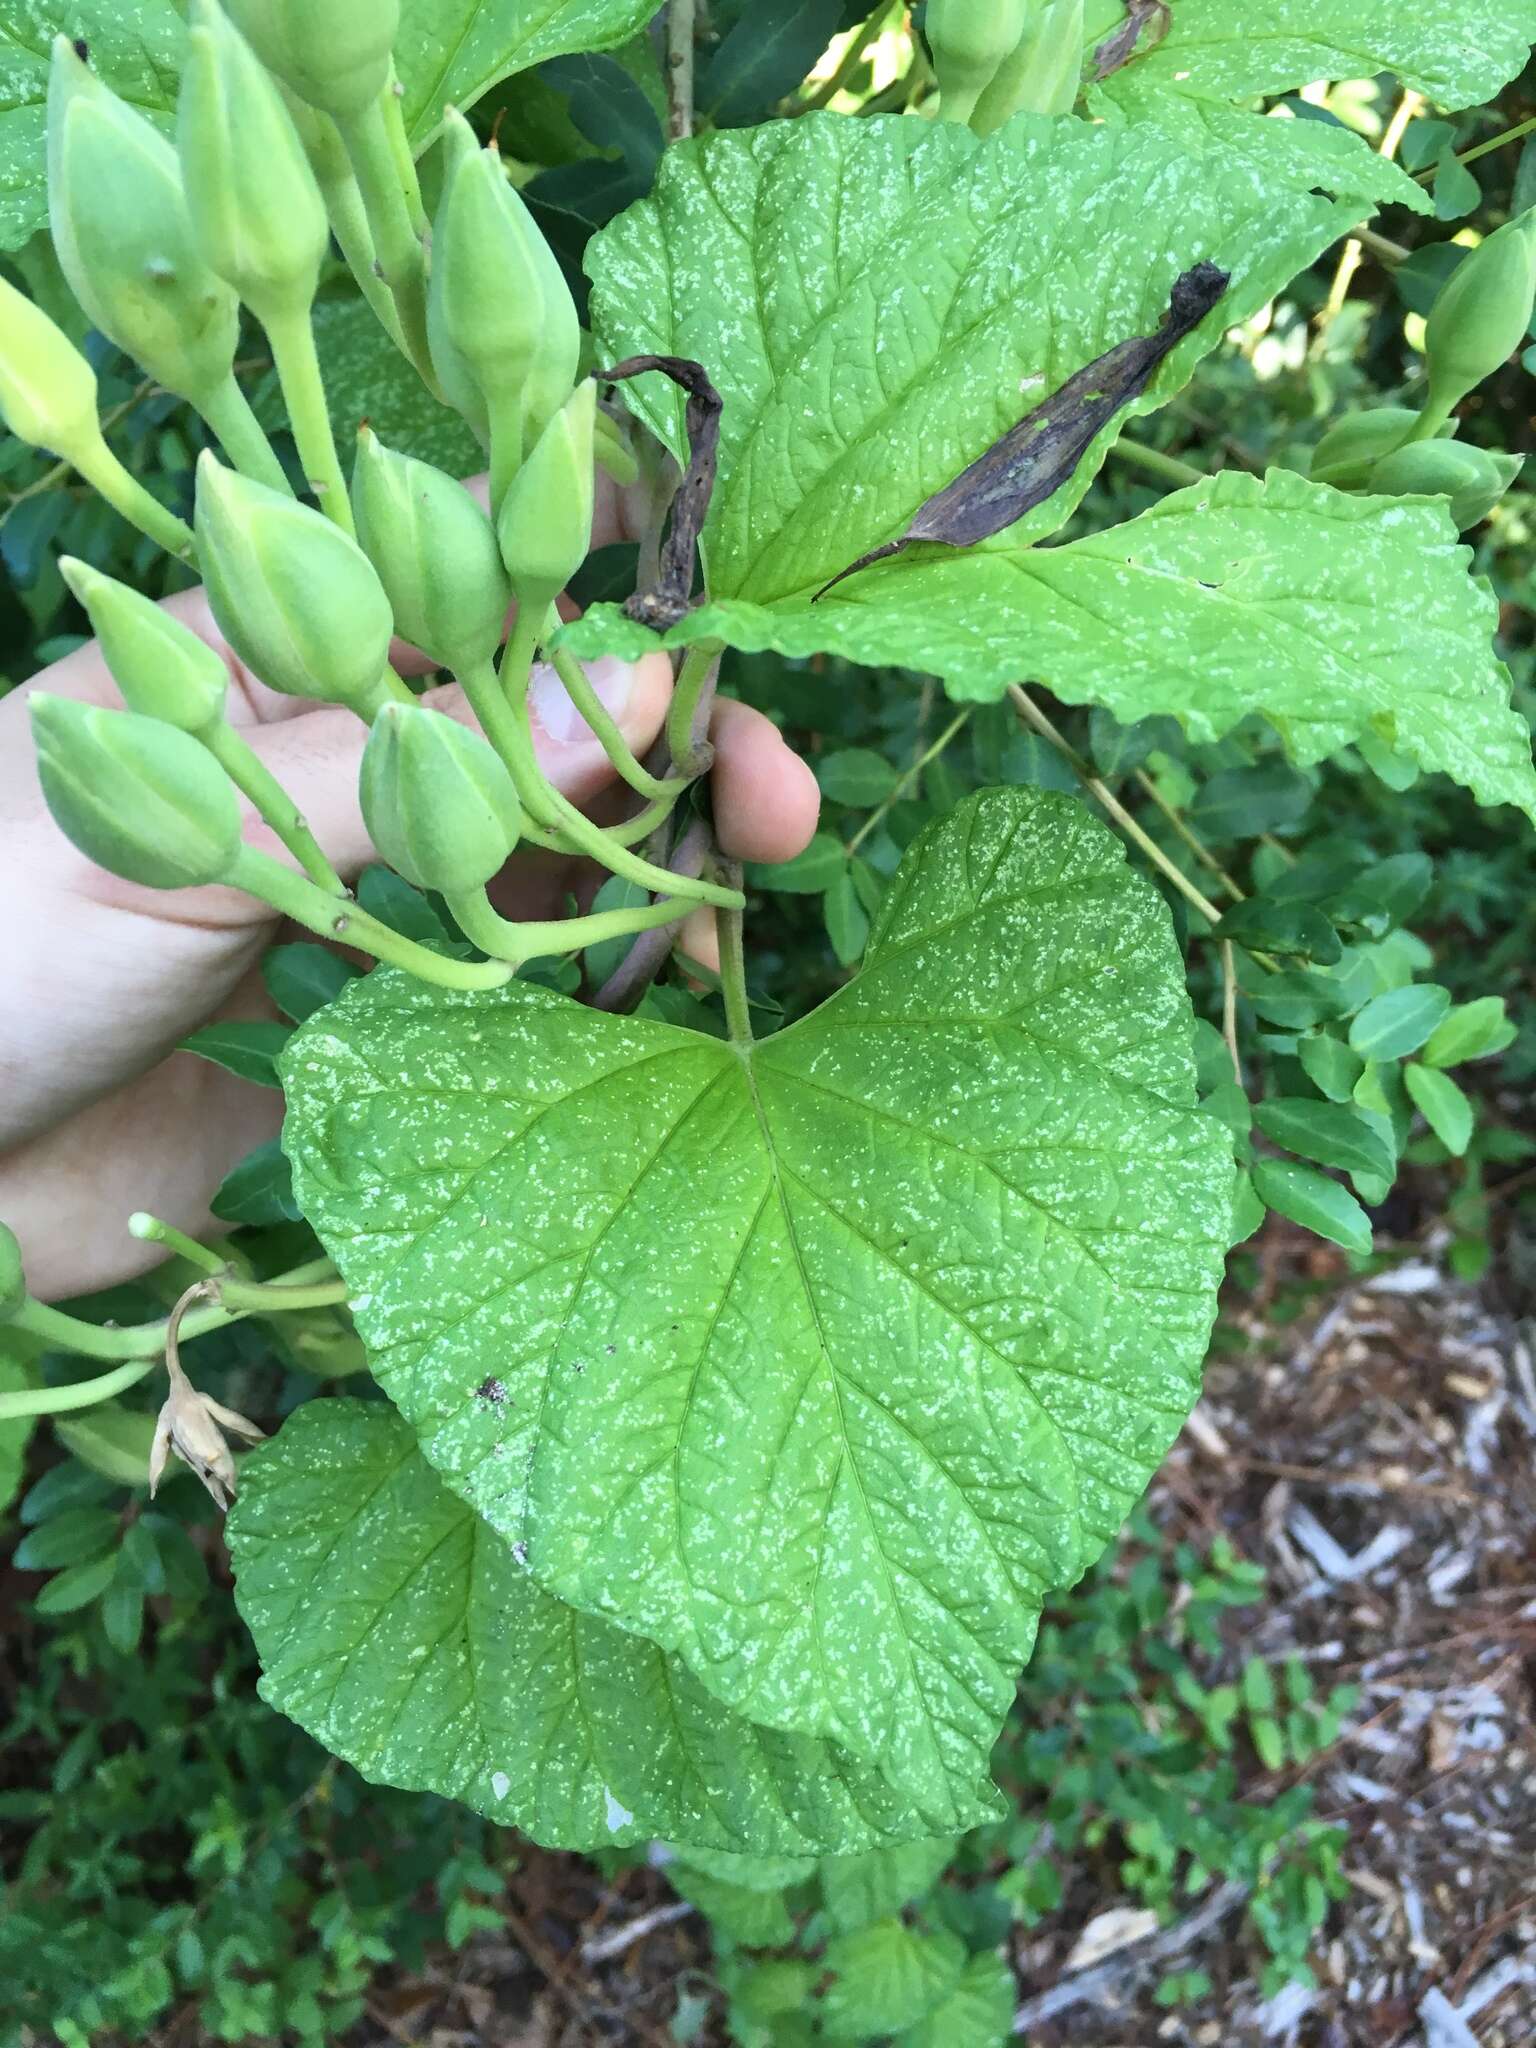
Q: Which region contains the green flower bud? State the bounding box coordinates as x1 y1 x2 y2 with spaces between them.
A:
30 694 243 889
1308 407 1426 491
974 0 1086 129
359 702 522 893
1422 211 1536 429
495 381 595 610
178 0 328 324
928 0 1030 125
1368 440 1524 530
221 0 398 120
195 452 395 716
352 428 510 673
0 273 100 458
58 556 228 732
428 108 579 464
48 37 239 408
0 1222 25 1319
420 111 488 440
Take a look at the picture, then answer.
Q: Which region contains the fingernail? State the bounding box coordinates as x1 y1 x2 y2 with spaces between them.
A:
528 654 634 745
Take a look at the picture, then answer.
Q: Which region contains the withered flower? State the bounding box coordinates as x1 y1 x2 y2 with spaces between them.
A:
148 1284 265 1509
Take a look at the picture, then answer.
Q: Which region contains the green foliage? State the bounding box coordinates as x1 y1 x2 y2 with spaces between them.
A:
276 790 1230 1828
3 4 1536 2038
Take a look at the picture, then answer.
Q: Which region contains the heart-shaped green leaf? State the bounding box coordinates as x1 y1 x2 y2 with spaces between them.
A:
230 1399 955 1853
280 789 1231 1820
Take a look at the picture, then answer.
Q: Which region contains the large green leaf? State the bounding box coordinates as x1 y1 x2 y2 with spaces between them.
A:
586 112 1356 611
0 0 184 252
281 789 1231 1820
230 1399 956 1853
395 0 658 146
562 470 1536 826
1081 0 1536 110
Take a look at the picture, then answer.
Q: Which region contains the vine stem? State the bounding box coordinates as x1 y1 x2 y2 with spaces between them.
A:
666 0 696 141
665 642 722 776
263 307 353 532
72 427 195 559
1008 686 1224 924
205 722 346 894
128 1212 225 1276
1322 90 1421 333
1108 439 1207 491
1412 110 1536 182
486 632 742 909
1131 767 1244 902
227 845 513 989
334 96 436 392
799 1 900 113
446 885 698 971
200 375 291 495
0 1258 339 1410
542 607 689 803
848 708 971 856
715 860 753 1048
593 817 713 1011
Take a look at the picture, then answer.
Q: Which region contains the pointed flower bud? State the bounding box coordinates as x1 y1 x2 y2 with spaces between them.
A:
496 381 596 611
0 1223 24 1320
0 273 100 458
30 695 243 889
928 0 1030 125
427 108 579 464
59 557 228 733
1422 211 1536 430
1368 440 1523 530
221 0 398 120
359 702 522 893
1308 407 1426 491
178 0 328 325
352 429 510 673
48 37 239 408
195 452 396 716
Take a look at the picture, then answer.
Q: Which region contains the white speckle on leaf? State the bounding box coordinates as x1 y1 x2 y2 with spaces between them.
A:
604 1788 634 1833
491 1771 511 1801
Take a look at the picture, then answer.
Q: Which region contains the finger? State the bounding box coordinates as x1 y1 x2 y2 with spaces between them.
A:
707 697 822 865
241 652 674 880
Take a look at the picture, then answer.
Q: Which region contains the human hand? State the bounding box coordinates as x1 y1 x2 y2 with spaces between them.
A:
0 471 819 1300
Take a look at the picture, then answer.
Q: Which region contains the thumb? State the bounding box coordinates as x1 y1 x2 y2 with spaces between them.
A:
236 650 674 879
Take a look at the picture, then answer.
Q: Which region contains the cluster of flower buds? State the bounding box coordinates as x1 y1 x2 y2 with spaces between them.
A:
929 0 1085 130
1307 217 1534 530
8 1 734 990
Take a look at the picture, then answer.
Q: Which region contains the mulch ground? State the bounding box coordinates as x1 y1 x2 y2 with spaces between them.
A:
340 1221 1536 2048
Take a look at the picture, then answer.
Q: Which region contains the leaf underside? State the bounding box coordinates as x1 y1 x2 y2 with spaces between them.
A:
278 789 1231 1827
562 471 1536 825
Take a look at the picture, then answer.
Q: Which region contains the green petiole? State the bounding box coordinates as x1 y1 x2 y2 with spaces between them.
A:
227 844 513 990
263 306 354 532
446 885 696 971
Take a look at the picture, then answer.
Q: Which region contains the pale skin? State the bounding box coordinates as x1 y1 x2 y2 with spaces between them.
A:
0 472 820 1301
